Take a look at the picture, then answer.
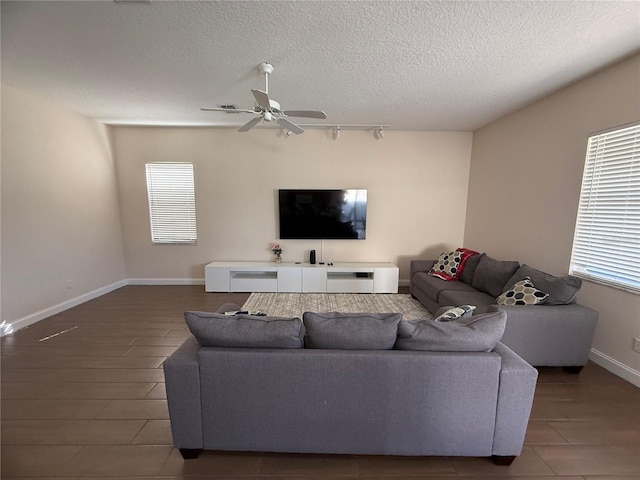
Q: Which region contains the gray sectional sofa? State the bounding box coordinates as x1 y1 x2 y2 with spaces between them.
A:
410 252 599 371
164 303 538 466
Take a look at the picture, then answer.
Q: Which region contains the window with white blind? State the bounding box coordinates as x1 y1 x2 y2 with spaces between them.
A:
145 163 197 244
569 123 640 294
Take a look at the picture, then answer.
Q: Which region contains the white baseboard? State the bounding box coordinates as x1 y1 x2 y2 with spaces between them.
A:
127 278 205 286
2 279 128 337
1 278 205 336
589 348 640 388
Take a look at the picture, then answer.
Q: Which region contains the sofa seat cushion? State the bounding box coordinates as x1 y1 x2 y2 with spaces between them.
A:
395 310 507 352
505 264 581 305
472 255 520 297
413 272 478 303
185 311 304 349
439 289 495 307
303 312 402 350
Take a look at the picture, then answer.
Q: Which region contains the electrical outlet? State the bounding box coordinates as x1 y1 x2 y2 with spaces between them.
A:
66 280 73 290
633 337 640 353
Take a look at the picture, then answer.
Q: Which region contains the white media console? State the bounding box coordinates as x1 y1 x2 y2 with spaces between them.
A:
205 261 399 294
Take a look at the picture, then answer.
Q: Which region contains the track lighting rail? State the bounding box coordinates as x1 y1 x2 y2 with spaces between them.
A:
283 124 390 139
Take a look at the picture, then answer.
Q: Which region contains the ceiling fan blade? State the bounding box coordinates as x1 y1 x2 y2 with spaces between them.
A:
238 116 262 132
201 107 257 114
282 110 327 119
277 118 305 134
251 89 271 110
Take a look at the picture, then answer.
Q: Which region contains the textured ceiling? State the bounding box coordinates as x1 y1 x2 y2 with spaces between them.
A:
2 1 639 131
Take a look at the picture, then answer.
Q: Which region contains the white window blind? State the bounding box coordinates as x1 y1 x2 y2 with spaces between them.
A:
569 123 640 294
145 163 197 244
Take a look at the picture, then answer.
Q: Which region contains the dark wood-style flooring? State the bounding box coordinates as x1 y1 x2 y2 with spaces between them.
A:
1 285 639 479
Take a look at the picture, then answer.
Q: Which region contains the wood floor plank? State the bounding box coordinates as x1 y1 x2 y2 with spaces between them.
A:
1 285 638 478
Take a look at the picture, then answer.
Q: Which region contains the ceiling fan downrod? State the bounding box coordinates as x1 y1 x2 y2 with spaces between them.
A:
258 62 274 95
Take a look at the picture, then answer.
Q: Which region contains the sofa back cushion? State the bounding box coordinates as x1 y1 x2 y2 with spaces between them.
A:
471 255 520 297
303 312 402 349
505 264 582 305
459 252 484 285
185 311 304 348
395 310 507 352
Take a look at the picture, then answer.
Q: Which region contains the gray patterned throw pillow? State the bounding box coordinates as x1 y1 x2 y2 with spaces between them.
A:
496 277 549 305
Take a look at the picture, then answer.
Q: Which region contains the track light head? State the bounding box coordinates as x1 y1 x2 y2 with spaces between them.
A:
285 130 293 137
334 126 341 140
376 127 384 139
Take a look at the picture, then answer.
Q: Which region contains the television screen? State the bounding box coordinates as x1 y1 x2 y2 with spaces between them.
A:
279 189 367 240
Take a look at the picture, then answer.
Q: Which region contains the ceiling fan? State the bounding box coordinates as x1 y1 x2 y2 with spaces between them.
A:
201 62 327 134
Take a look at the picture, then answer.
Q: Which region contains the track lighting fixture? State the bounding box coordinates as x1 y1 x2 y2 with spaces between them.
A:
279 124 390 139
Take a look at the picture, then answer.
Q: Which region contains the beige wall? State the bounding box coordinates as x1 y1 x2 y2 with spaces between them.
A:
113 127 473 283
1 86 126 325
1 56 637 383
465 55 640 381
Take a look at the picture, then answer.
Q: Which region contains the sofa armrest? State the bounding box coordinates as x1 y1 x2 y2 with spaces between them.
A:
409 260 435 295
163 336 203 449
485 303 598 367
491 342 538 457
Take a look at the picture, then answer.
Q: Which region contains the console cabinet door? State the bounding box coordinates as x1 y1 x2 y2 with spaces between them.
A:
278 266 302 292
205 266 230 292
373 266 400 293
302 267 327 292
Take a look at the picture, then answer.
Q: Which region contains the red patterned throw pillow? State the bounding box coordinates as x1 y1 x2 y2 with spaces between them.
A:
428 248 479 281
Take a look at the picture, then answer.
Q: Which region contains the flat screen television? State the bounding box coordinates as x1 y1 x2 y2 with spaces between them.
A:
278 189 367 240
